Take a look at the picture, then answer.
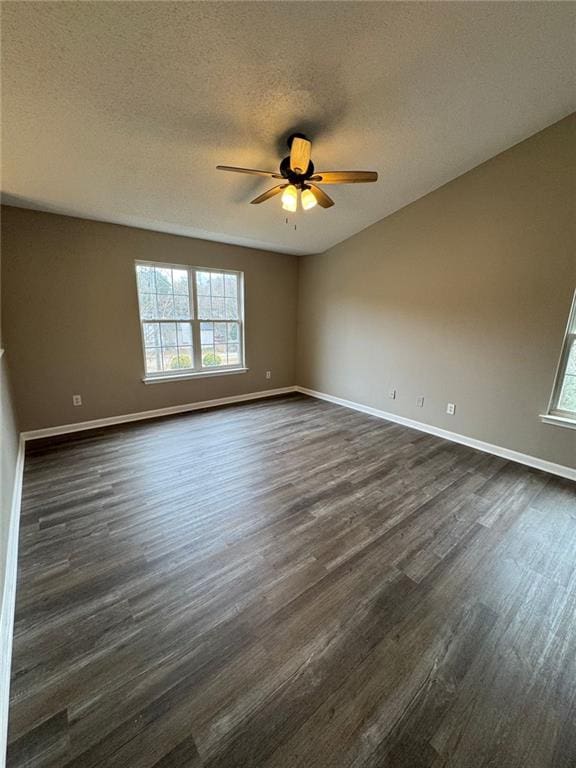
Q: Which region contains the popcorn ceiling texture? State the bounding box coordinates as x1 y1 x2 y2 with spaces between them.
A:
1 1 575 255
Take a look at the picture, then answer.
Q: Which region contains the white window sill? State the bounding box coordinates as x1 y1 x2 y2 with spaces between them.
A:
143 367 248 384
539 413 576 431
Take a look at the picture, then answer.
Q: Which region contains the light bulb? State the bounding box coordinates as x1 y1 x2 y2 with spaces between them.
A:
301 187 317 211
281 184 298 212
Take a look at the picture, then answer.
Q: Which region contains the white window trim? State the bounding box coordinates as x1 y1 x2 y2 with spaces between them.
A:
539 413 576 431
135 260 246 381
540 288 576 429
142 367 249 384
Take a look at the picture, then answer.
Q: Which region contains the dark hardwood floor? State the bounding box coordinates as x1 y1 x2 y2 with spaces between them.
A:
7 393 576 767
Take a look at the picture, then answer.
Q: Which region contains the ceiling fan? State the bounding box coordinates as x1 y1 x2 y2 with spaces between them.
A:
216 133 378 212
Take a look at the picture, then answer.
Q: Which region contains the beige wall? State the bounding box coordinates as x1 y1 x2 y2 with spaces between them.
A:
1 208 299 431
298 115 576 469
1 251 21 704
0 354 19 582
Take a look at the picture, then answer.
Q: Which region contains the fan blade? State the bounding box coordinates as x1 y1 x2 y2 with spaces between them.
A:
290 137 312 174
250 184 287 205
310 184 334 209
217 165 282 178
310 171 378 184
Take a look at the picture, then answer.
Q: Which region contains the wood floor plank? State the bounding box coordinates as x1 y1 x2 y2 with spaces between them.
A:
7 394 576 767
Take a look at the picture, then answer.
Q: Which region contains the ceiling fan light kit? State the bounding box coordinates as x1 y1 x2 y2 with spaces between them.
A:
281 184 298 212
217 133 378 213
301 186 317 211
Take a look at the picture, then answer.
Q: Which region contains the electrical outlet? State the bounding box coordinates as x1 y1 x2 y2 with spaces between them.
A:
388 389 396 400
446 403 456 415
72 394 82 407
416 396 424 408
265 371 271 380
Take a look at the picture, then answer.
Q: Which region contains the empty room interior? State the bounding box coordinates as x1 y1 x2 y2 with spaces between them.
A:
1 2 576 767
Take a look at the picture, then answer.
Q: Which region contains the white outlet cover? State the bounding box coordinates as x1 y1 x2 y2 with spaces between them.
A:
389 389 396 399
417 397 424 407
447 403 456 415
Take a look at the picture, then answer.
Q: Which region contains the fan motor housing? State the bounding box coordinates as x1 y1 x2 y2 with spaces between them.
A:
279 156 315 187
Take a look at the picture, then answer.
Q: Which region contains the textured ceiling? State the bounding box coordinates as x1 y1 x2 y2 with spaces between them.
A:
1 2 575 255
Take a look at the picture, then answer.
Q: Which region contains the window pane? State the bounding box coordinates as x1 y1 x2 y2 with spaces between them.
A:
177 322 192 346
173 347 193 370
160 323 177 346
224 273 237 298
228 322 240 342
225 297 239 319
155 267 173 294
211 298 225 320
196 270 240 320
565 339 576 375
140 293 157 319
196 271 211 295
143 322 160 347
200 322 213 345
145 349 161 373
198 321 241 368
172 269 189 295
228 343 240 365
174 295 191 319
162 347 179 370
559 376 576 413
137 265 155 293
157 295 175 319
202 346 223 367
211 272 224 297
198 296 212 319
214 322 226 343
558 340 576 412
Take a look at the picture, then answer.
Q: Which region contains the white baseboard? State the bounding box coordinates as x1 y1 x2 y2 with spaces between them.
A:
21 386 298 441
0 436 25 768
296 386 576 482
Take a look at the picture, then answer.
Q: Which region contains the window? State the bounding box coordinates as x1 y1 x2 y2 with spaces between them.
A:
135 261 244 379
544 288 576 424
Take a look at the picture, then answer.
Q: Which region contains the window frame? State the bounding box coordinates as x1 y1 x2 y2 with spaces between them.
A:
135 260 246 382
542 288 576 428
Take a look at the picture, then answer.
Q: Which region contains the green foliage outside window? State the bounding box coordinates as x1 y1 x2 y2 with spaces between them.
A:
202 350 222 367
169 353 192 369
